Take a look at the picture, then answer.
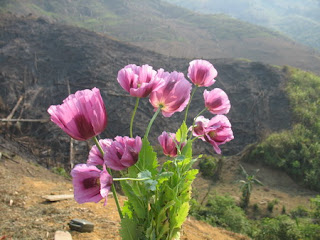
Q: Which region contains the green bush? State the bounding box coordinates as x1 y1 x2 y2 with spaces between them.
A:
255 215 302 240
310 195 320 221
189 195 253 236
290 205 310 218
299 223 320 240
198 155 222 180
267 199 279 213
52 166 70 179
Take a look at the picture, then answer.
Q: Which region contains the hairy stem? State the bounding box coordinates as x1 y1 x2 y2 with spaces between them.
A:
144 108 161 139
130 97 140 138
93 136 123 219
184 86 198 123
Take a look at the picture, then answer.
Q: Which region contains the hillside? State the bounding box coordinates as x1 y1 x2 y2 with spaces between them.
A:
1 14 320 240
1 0 320 74
0 14 292 170
165 0 320 51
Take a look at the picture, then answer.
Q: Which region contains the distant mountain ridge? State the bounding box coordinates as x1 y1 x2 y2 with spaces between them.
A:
1 0 320 74
165 0 320 51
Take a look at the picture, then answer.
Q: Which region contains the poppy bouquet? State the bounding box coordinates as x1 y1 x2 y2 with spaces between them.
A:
48 60 234 240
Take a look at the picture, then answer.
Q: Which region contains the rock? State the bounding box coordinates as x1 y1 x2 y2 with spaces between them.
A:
54 231 72 240
42 194 74 202
69 219 94 233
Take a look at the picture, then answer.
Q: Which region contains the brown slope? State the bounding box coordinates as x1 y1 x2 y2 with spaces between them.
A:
0 14 291 169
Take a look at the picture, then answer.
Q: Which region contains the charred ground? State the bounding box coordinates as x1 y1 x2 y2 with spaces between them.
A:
0 14 291 170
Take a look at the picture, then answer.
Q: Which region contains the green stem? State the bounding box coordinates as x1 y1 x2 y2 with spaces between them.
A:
130 97 140 138
188 107 207 139
93 136 123 219
144 108 161 139
184 86 198 123
113 177 149 181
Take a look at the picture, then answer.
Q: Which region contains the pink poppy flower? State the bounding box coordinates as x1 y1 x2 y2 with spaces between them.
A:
71 164 113 204
191 116 210 139
188 59 217 87
204 88 231 115
87 139 113 166
149 70 191 117
193 115 234 154
47 88 107 141
117 64 157 98
158 131 185 157
104 136 142 171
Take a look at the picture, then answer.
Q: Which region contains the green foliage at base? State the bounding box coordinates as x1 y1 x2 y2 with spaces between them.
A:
245 67 320 191
120 123 198 240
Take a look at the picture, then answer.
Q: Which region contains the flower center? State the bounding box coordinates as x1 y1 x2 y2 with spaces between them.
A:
74 114 95 139
208 131 216 138
83 177 100 189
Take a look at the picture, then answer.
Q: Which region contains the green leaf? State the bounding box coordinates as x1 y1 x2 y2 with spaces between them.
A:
157 220 170 240
184 169 198 182
156 200 176 229
172 202 189 230
137 170 152 179
176 121 188 143
122 200 133 219
120 217 138 240
181 140 192 158
144 179 158 191
156 171 174 184
129 137 158 177
121 181 146 219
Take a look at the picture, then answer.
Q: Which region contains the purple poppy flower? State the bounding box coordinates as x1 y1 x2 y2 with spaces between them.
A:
71 164 113 204
104 136 142 171
117 64 157 98
87 139 113 166
149 70 191 117
47 88 107 141
188 59 217 87
204 88 231 115
158 131 185 157
192 115 234 154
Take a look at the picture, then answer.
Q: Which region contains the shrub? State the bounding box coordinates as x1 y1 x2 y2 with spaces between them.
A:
198 154 222 180
290 205 310 218
299 223 320 240
281 205 286 214
253 203 260 212
267 199 279 213
310 195 320 221
52 166 70 179
189 194 253 236
255 215 302 240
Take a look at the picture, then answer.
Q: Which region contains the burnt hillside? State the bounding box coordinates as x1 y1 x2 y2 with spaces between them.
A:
0 14 292 168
